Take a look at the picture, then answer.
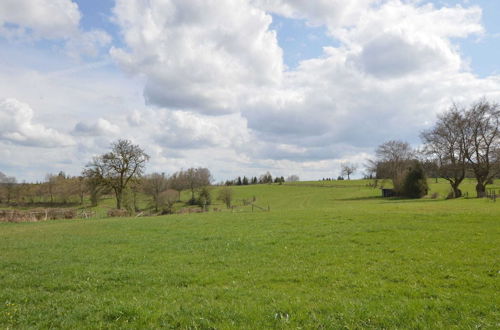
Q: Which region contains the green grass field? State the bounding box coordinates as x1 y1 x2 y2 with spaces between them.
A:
1 180 499 328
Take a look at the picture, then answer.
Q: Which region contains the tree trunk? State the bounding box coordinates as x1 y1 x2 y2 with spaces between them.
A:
451 184 462 198
116 189 123 209
476 182 486 198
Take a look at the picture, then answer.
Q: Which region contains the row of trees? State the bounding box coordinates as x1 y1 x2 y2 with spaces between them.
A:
224 173 300 186
369 99 500 198
0 171 87 206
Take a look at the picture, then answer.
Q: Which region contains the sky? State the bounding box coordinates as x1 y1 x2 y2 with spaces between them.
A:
1 0 500 182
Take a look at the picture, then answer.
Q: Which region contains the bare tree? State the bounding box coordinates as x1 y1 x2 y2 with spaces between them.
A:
84 139 150 209
421 106 467 198
0 172 16 204
373 140 415 193
143 172 169 212
45 173 57 204
341 163 357 180
462 99 500 197
83 167 106 207
185 168 212 204
217 186 233 208
286 175 300 182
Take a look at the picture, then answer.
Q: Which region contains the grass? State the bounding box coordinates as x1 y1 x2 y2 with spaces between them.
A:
0 180 499 328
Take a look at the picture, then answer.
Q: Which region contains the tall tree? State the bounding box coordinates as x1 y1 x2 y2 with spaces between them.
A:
84 139 149 209
421 106 467 198
462 100 500 197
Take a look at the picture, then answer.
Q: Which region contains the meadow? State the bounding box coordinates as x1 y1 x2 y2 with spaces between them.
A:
0 179 499 328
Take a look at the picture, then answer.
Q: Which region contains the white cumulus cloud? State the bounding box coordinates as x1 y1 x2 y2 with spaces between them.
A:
0 98 75 147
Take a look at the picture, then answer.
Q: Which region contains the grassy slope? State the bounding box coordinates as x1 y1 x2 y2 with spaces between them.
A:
0 180 499 328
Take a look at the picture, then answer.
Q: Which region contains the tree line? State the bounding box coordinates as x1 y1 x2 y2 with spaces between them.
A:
0 140 214 213
223 173 300 186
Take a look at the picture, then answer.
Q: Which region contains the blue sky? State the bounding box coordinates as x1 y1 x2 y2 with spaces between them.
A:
1 0 500 182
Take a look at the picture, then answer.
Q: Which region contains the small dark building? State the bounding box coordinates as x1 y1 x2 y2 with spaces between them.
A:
381 188 396 197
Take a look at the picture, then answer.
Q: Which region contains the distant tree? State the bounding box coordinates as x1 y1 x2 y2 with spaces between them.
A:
401 161 429 198
84 139 149 209
236 176 242 186
143 172 169 212
84 169 107 207
242 176 249 185
197 186 212 209
251 177 258 184
259 172 273 184
0 172 16 204
341 162 357 180
217 186 233 208
371 140 416 194
158 189 178 214
286 175 300 182
169 171 188 201
184 168 212 204
45 173 57 204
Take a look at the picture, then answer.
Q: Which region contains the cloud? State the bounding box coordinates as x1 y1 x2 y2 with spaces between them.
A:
0 98 75 147
111 0 284 115
73 118 120 136
0 0 111 59
0 0 80 40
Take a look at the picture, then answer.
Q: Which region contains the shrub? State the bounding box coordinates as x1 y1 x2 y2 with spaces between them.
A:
217 187 233 208
401 162 428 198
197 187 212 208
107 209 129 217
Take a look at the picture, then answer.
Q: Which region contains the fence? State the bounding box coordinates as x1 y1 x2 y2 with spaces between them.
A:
486 189 498 202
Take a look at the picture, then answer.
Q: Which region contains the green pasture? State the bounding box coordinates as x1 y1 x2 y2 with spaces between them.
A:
0 180 499 328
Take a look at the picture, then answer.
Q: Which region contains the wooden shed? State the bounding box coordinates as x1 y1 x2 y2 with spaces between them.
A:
381 188 396 197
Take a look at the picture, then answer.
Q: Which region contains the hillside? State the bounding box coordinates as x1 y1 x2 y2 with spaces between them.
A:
1 180 499 328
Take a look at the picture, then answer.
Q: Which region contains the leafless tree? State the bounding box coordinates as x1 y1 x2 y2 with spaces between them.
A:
373 140 415 193
159 189 178 214
217 186 233 208
462 99 500 197
45 173 57 204
169 171 187 201
421 105 467 198
341 163 357 180
84 139 149 209
143 172 169 212
0 172 16 204
185 167 212 203
286 175 300 182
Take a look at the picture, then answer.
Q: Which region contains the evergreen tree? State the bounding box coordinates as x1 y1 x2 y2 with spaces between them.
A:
402 162 429 198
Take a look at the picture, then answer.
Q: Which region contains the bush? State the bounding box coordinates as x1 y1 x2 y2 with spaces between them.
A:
217 187 233 208
159 189 178 215
107 209 129 217
401 162 428 198
197 186 212 208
